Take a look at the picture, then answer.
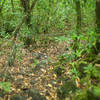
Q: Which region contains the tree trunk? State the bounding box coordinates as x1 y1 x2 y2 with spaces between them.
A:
20 0 31 28
95 0 100 52
11 0 14 12
76 0 81 35
96 0 100 33
73 0 81 52
20 0 34 46
8 0 37 66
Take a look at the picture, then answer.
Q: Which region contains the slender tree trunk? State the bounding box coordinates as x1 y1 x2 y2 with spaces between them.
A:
11 0 14 12
76 0 81 35
73 0 81 52
20 0 35 45
8 0 37 66
95 0 100 52
96 0 100 33
20 0 31 28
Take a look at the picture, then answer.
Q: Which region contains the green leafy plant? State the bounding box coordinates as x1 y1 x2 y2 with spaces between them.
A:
0 82 11 93
84 63 99 78
54 36 68 42
93 85 100 98
70 67 80 80
33 59 39 67
84 63 93 75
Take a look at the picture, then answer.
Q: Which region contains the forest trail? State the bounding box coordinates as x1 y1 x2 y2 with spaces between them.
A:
0 39 71 100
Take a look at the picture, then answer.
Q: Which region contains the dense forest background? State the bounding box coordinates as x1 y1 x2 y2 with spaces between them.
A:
0 0 100 100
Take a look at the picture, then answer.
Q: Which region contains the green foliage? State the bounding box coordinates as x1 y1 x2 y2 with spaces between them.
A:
73 89 88 100
0 82 11 93
84 64 94 75
73 84 100 100
57 80 76 100
0 0 68 37
33 59 39 67
0 0 21 35
54 36 68 42
0 0 100 100
70 67 80 79
93 85 100 98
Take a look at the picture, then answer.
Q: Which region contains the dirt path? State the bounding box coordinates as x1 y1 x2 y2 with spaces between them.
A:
0 39 71 100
